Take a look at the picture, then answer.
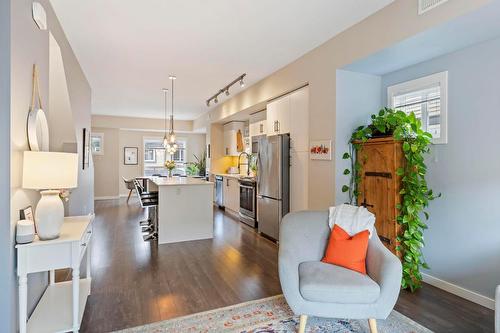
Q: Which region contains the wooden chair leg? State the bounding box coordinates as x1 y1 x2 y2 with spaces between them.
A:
127 189 132 203
298 314 307 333
368 318 378 333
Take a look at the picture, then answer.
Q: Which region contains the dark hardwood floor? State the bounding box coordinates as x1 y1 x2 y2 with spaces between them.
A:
63 198 493 332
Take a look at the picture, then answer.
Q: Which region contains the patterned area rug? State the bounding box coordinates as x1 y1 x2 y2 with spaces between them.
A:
115 295 432 333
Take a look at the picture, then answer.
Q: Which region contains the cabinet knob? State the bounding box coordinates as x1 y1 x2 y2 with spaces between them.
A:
81 242 87 247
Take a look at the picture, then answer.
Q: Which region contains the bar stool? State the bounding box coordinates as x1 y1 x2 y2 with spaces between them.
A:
133 179 158 241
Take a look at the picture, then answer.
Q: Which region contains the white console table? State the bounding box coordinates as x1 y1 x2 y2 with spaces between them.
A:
16 215 94 333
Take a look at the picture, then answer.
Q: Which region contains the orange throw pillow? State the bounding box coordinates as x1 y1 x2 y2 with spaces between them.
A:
322 225 369 274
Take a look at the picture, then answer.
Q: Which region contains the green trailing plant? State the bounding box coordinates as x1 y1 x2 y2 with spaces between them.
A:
342 107 440 291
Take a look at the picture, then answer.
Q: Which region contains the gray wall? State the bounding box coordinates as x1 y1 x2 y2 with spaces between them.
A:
381 37 500 299
8 0 93 331
335 70 382 205
1 0 13 332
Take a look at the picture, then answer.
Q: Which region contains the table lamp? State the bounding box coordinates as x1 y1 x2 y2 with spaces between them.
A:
22 151 78 240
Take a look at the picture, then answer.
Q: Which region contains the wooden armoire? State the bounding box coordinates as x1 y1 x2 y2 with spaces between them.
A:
356 137 405 256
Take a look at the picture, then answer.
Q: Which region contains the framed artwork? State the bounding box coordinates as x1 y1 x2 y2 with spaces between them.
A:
20 206 36 233
83 128 90 169
310 140 332 160
124 147 138 165
91 132 104 155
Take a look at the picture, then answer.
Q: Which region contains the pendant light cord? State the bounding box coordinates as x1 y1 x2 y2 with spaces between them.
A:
170 78 174 134
164 90 167 134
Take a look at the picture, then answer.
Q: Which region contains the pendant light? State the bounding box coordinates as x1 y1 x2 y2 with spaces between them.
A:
166 75 178 154
162 88 169 148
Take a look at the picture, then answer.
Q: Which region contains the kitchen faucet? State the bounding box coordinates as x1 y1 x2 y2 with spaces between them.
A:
238 152 251 176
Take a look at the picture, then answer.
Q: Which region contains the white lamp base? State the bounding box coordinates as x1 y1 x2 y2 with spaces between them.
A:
35 190 64 240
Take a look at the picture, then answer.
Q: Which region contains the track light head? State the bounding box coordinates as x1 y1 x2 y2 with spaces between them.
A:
239 79 245 88
214 96 218 104
206 100 210 107
225 89 230 96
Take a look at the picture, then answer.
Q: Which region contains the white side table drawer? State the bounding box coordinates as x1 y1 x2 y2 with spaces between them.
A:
22 243 73 274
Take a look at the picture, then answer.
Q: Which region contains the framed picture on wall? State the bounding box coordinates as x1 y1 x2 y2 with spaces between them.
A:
310 140 332 160
20 206 36 233
83 128 90 169
124 147 138 165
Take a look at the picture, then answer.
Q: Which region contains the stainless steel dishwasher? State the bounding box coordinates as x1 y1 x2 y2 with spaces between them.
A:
215 175 224 208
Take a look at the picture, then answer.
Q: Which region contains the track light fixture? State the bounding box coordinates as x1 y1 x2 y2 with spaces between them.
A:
206 73 246 107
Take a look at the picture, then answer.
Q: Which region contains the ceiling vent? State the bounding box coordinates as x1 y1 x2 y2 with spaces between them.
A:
418 0 449 15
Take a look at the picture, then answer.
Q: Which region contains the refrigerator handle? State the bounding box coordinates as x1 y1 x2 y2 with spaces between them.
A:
256 150 261 188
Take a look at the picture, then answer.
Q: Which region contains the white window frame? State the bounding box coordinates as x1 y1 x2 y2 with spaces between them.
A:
388 71 448 144
141 136 188 176
90 132 104 155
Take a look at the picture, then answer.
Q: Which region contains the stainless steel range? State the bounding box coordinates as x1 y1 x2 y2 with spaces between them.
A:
239 178 257 227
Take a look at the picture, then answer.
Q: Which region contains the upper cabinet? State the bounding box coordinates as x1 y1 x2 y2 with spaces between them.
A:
249 110 267 137
289 87 309 152
223 121 246 156
266 86 309 152
266 94 290 136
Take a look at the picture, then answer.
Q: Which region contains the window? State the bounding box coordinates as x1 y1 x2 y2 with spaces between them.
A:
91 133 104 155
144 149 156 162
143 137 187 176
388 71 448 144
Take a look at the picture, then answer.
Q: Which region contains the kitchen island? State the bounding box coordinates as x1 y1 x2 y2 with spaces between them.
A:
148 176 214 244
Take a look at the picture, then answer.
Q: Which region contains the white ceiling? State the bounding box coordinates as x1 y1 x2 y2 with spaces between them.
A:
50 0 394 120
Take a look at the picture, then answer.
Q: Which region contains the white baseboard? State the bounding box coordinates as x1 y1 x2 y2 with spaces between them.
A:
94 196 120 201
119 193 137 198
422 273 495 310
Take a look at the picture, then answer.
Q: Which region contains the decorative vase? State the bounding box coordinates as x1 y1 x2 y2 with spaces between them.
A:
168 169 173 177
35 190 64 240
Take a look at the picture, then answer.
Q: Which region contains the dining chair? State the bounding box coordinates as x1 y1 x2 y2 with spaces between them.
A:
122 177 136 203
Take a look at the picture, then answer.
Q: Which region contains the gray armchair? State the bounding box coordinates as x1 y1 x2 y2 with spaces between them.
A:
496 285 499 333
279 211 402 333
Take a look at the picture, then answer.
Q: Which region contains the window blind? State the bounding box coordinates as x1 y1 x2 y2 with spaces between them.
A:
392 85 441 139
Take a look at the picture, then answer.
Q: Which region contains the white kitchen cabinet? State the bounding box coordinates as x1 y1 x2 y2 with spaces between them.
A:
266 95 290 136
223 176 240 213
290 87 309 152
223 121 245 156
249 110 267 137
290 151 309 212
266 87 308 141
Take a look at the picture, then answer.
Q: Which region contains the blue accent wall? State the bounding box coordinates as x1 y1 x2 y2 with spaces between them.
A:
0 0 12 331
335 70 382 205
381 37 500 300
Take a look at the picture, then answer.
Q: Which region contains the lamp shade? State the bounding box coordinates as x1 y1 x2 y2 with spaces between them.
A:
23 151 78 190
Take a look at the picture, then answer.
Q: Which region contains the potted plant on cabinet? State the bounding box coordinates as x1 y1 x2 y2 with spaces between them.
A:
341 107 440 292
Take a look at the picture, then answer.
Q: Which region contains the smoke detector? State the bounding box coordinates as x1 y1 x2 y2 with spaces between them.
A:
418 0 449 15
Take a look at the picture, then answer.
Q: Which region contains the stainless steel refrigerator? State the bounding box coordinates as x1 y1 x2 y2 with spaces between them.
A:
257 134 290 240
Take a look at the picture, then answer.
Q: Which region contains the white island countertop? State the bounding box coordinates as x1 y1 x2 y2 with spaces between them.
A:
150 176 213 186
147 176 214 245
